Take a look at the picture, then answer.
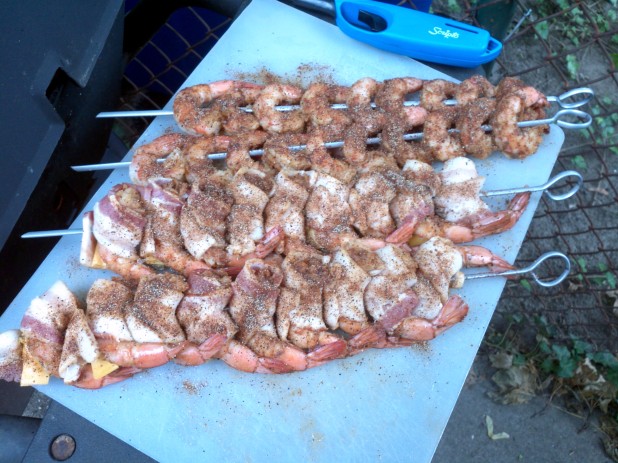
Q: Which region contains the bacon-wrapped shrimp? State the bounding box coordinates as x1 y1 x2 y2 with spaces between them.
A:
225 258 308 373
0 330 23 383
276 242 347 364
175 269 237 366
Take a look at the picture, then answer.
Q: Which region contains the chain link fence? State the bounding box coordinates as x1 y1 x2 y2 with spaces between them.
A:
116 1 618 350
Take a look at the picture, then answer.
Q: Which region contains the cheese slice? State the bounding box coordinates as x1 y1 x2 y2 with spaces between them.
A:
90 244 106 269
91 357 119 379
20 348 50 387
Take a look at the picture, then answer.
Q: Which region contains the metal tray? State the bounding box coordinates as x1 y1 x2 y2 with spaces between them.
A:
0 1 565 461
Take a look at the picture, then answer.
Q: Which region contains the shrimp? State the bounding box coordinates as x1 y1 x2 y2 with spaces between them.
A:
301 82 352 138
262 133 312 172
253 84 305 133
264 169 317 249
173 80 263 136
419 79 459 111
183 135 231 186
129 133 192 186
422 106 465 161
180 177 233 267
87 278 185 369
139 181 211 276
0 330 23 383
346 152 403 241
307 133 356 185
70 364 141 389
490 92 549 159
276 242 347 363
456 97 497 159
225 130 269 174
375 77 423 112
227 258 309 373
175 269 237 366
305 170 357 252
408 157 530 244
226 167 274 258
380 106 430 166
455 75 495 105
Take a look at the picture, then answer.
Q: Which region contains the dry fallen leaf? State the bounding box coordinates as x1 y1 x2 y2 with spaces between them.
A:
586 185 610 196
485 415 510 440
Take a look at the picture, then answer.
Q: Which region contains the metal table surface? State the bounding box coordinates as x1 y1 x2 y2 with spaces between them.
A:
0 1 565 461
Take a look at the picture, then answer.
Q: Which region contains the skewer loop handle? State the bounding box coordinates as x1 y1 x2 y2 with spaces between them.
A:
514 251 571 288
542 170 583 201
546 87 594 109
466 251 571 287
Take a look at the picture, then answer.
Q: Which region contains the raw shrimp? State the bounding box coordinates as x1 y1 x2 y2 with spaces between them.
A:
175 269 237 366
490 92 549 159
375 77 423 112
70 365 141 389
264 169 317 249
342 78 386 164
456 97 497 159
301 82 352 138
253 84 305 133
0 330 23 383
226 167 274 258
262 133 312 172
307 133 356 185
180 176 233 267
173 80 263 136
277 242 347 361
419 79 459 111
422 106 465 161
455 75 495 105
409 157 530 243
183 135 231 186
87 278 185 369
227 258 309 373
129 133 192 186
139 181 211 276
225 130 268 174
380 106 429 166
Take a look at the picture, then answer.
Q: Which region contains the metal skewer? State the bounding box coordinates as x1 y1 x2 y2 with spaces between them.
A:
73 109 592 173
21 172 582 240
465 251 571 287
96 88 594 119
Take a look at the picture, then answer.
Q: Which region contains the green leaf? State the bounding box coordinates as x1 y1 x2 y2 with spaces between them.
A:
576 257 588 272
520 279 532 292
566 54 580 80
612 53 618 68
611 147 618 155
541 357 555 373
589 352 618 369
606 368 618 388
571 154 587 170
573 339 593 355
605 273 616 288
556 357 578 378
599 262 609 272
552 344 572 363
513 353 527 366
535 21 550 40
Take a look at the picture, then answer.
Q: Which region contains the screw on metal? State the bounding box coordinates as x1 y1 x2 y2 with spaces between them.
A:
465 251 571 287
481 170 583 201
50 434 76 461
